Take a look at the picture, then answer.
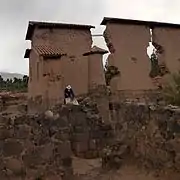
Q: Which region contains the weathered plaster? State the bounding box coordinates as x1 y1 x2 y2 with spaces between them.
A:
104 23 155 91
152 27 180 74
27 26 93 111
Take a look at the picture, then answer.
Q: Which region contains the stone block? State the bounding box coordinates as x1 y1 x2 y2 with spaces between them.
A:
54 132 70 141
14 125 31 139
54 141 72 158
45 174 62 180
73 126 87 133
90 130 103 139
3 139 23 157
22 147 45 168
61 157 72 167
89 139 97 150
72 132 89 142
5 158 24 176
40 144 53 161
0 126 13 140
72 141 88 154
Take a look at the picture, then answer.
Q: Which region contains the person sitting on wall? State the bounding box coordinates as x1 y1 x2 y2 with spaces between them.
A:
64 85 79 105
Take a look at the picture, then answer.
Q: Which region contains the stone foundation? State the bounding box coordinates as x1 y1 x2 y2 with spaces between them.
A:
108 102 180 172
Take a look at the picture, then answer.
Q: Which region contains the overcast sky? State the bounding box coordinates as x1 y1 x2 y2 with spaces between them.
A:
0 0 180 74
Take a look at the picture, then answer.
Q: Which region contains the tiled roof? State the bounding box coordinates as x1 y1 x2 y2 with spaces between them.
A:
33 45 66 58
101 17 180 29
25 21 95 40
83 46 108 56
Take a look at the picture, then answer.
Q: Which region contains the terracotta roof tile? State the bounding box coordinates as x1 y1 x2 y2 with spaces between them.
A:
83 46 108 56
33 45 66 58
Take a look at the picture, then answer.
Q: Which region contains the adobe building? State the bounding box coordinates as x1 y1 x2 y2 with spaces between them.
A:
101 17 155 93
24 21 95 112
152 26 180 74
101 17 180 99
83 46 108 91
24 21 108 113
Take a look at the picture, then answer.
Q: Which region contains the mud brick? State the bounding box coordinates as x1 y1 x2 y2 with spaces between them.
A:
72 141 89 153
72 132 89 142
89 139 97 150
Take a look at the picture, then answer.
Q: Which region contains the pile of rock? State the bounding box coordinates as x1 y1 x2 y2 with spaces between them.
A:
101 141 129 169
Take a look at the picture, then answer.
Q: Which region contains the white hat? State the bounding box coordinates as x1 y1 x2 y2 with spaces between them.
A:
66 85 71 89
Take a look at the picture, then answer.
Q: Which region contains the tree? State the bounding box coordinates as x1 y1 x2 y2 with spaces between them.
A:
0 75 28 92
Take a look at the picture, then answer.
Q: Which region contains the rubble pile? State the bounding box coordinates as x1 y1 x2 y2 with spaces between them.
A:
101 141 129 169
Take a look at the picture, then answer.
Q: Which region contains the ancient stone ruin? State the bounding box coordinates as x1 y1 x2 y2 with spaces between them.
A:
24 18 180 112
101 17 180 101
0 94 180 179
16 17 180 179
24 21 108 113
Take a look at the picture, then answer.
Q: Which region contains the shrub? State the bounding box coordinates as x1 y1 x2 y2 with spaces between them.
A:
163 71 180 106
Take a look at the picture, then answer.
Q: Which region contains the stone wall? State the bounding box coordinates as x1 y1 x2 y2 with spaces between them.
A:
108 102 180 172
53 97 113 158
152 27 180 74
0 114 73 180
1 92 180 179
0 96 113 179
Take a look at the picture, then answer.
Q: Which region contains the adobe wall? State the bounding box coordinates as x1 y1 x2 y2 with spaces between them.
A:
104 23 155 92
40 54 89 108
31 27 92 98
28 50 46 113
28 49 39 98
41 56 64 108
88 54 106 90
152 27 180 74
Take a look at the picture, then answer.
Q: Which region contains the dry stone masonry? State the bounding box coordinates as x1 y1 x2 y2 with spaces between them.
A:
106 102 180 172
0 95 114 180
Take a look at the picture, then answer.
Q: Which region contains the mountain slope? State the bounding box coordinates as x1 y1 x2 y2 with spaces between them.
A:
0 72 25 80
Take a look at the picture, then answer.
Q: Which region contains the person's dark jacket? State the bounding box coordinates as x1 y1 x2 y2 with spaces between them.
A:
64 88 75 99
